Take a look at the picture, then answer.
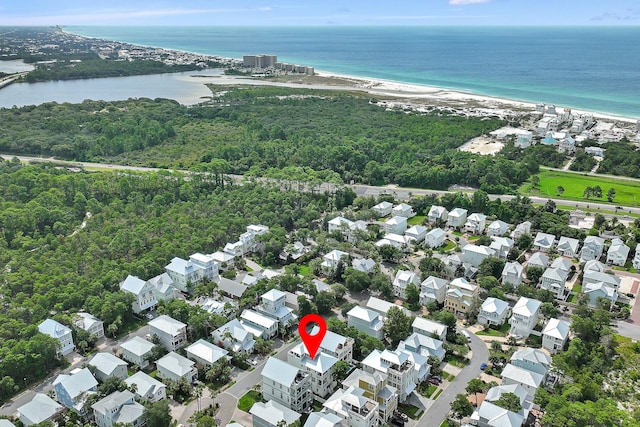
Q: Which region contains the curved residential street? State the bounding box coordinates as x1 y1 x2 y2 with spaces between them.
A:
422 327 490 426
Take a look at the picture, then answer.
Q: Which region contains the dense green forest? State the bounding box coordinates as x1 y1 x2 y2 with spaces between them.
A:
0 159 342 401
0 86 547 194
597 140 640 178
20 58 201 83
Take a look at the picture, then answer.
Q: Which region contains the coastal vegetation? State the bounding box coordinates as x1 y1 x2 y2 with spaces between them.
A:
0 86 540 194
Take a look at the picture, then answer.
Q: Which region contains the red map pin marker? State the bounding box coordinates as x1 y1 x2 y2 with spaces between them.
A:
298 313 327 359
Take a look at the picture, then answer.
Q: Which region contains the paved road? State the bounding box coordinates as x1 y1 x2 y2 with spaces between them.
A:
3 154 640 216
423 327 489 426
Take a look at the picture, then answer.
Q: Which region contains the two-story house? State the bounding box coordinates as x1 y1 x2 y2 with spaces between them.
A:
510 347 552 376
189 252 220 279
352 257 377 274
511 221 532 241
533 232 555 252
478 297 510 327
18 394 62 427
397 332 446 361
212 319 255 354
580 236 605 262
445 278 480 316
147 272 181 303
362 349 416 402
255 289 296 327
92 390 144 427
509 297 542 338
372 201 393 217
392 270 420 298
318 329 354 362
501 262 524 287
88 353 128 382
383 216 408 235
240 309 278 339
405 225 427 243
462 244 496 268
427 205 448 224
262 357 313 413
447 208 468 229
120 336 154 368
156 351 197 383
556 236 580 258
527 252 549 270
607 238 630 266
321 249 350 272
164 256 203 292
424 228 446 249
540 267 569 299
347 306 384 339
500 364 544 402
38 319 75 356
120 275 157 314
465 213 487 235
419 276 448 305
487 220 509 237
490 236 515 260
125 371 166 402
148 315 187 351
73 312 105 339
53 368 98 414
392 203 414 218
542 318 570 354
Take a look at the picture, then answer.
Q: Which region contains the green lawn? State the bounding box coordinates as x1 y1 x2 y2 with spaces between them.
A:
398 403 422 420
442 240 457 251
476 322 510 337
408 215 426 226
237 390 262 412
521 170 640 207
419 383 438 398
299 264 311 276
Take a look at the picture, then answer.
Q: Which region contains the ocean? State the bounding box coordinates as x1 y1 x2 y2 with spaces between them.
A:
64 26 640 119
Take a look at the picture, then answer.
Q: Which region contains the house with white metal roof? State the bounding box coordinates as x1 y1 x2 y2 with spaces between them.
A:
120 275 157 313
607 238 630 266
580 236 605 262
412 317 447 341
120 336 154 368
419 276 448 305
557 236 580 258
240 309 278 339
251 400 301 427
542 318 570 354
583 282 618 308
487 220 509 237
372 201 393 217
510 348 551 376
164 256 203 292
256 289 296 327
18 393 62 426
509 297 542 338
392 270 420 298
186 339 230 367
212 318 255 354
540 267 569 299
92 390 144 427
526 252 549 270
73 312 105 338
288 343 339 398
362 349 416 401
313 327 354 362
398 332 446 361
501 262 524 287
424 227 446 248
303 412 343 427
405 225 427 243
347 306 384 339
156 351 197 383
392 203 415 218
462 244 495 268
147 272 180 302
428 205 448 224
321 249 350 271
478 297 510 327
352 257 376 274
38 318 75 355
447 208 468 228
383 216 408 235
533 232 555 252
125 371 166 402
148 314 187 351
500 364 544 401
511 221 531 241
465 213 487 235
262 357 312 413
88 353 128 382
445 278 479 316
323 386 380 427
342 369 398 423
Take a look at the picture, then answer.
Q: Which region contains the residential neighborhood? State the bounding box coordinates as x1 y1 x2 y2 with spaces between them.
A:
3 197 640 427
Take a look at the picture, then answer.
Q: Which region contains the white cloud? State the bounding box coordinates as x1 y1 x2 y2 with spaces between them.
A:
449 0 492 5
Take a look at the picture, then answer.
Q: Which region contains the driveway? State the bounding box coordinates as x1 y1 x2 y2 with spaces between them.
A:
421 326 489 426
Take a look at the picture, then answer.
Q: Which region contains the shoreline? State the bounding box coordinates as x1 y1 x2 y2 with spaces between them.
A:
25 28 640 123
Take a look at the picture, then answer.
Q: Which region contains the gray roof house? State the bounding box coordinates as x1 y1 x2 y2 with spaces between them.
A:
607 238 630 266
556 236 580 258
156 351 197 383
18 393 63 426
478 297 510 327
412 317 447 341
92 390 144 427
419 276 448 305
580 236 605 262
148 314 187 351
73 312 105 338
250 399 301 427
38 318 75 356
347 306 384 339
120 274 158 314
352 257 376 274
510 348 551 376
262 357 312 413
533 232 555 252
303 412 343 427
212 318 255 353
125 371 166 402
185 339 230 367
501 262 524 287
501 363 545 401
527 252 549 270
88 353 128 382
217 277 248 299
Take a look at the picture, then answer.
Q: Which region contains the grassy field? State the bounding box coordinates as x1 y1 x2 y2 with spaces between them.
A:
408 215 426 226
520 170 640 207
237 390 262 412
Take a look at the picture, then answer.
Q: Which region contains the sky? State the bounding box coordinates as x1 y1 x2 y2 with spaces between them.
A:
1 0 639 26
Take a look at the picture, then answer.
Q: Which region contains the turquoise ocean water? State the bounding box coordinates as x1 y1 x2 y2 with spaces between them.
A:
68 26 640 118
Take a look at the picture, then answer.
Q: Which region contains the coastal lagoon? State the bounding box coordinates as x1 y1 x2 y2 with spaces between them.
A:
0 60 34 74
0 69 225 108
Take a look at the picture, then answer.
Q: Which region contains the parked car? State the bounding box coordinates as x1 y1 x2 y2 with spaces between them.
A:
428 377 441 385
480 362 487 370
